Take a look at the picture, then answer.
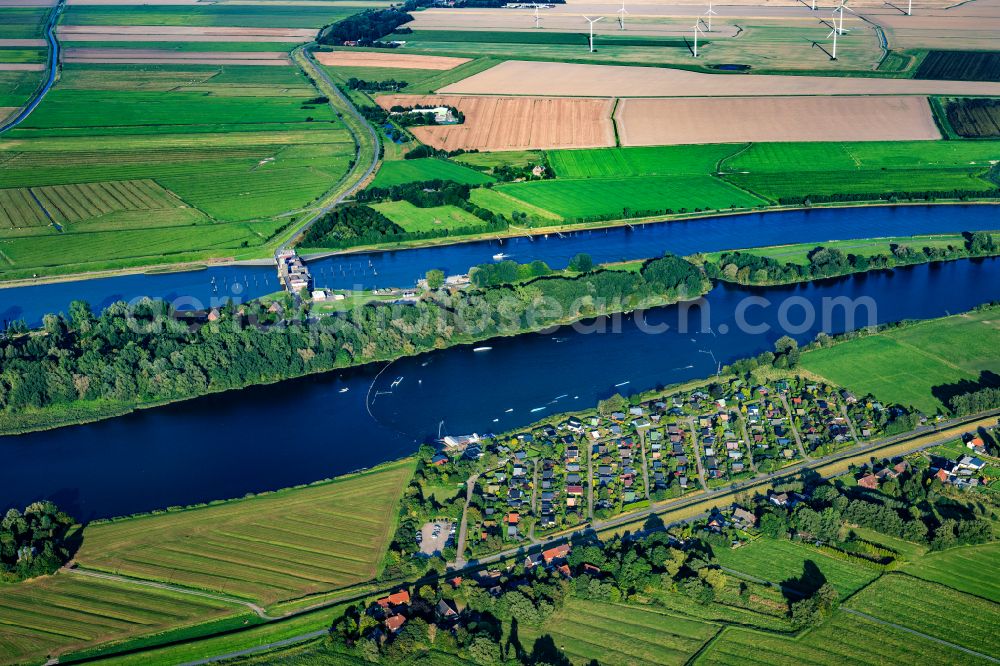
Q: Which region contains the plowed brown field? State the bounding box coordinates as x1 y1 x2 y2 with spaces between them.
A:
616 95 941 145
377 94 616 151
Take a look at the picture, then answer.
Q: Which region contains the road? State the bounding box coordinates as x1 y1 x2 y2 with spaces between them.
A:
277 44 381 255
638 430 651 500
686 417 709 490
0 0 64 134
736 414 759 475
453 474 478 568
779 392 810 459
91 409 998 664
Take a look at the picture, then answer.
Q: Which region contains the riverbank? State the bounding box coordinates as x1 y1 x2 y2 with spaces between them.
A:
700 231 1000 287
0 255 710 437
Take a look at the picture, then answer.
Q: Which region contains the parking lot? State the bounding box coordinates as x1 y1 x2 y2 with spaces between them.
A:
418 520 454 556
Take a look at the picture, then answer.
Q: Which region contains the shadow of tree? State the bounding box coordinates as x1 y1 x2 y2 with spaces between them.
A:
931 370 1000 409
528 635 572 666
780 559 826 603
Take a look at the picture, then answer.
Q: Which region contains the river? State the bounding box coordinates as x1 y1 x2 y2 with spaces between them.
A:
1 204 997 327
2 256 998 520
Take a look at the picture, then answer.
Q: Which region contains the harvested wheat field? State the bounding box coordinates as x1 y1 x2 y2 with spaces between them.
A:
440 60 1000 97
377 94 616 151
315 50 469 70
62 48 292 65
57 25 317 42
616 96 940 145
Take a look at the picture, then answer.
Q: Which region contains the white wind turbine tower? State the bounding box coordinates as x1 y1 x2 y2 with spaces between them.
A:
833 0 850 35
703 0 717 31
584 15 604 52
826 24 839 59
533 3 542 28
617 1 629 30
691 19 705 57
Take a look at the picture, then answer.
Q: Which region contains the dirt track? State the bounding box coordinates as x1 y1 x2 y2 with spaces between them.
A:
377 94 616 151
314 51 469 70
616 95 941 145
440 60 1000 97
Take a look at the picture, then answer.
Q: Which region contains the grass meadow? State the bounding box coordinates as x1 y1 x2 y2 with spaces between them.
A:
845 574 1000 655
722 141 1000 202
708 234 990 266
371 200 486 232
696 610 988 666
517 597 719 666
801 310 1000 414
710 538 878 596
0 573 244 666
62 4 355 28
468 187 563 222
902 542 1000 602
370 157 493 188
0 8 47 39
496 175 764 220
0 63 355 278
73 460 414 606
547 145 741 179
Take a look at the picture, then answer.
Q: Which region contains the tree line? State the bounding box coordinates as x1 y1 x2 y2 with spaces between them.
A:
0 256 707 431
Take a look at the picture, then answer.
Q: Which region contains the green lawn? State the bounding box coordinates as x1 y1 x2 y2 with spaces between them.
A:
496 175 764 221
711 538 878 596
370 158 494 188
801 309 1000 414
371 200 487 232
547 145 742 179
518 597 719 666
845 574 1000 656
902 542 1000 602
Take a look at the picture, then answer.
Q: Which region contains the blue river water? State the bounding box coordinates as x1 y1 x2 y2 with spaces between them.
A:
1 204 997 326
1 256 998 520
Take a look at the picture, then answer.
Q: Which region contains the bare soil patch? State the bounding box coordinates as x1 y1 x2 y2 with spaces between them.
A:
0 63 45 71
62 48 292 65
315 50 469 70
377 93 616 151
0 39 47 47
616 95 941 145
440 60 1000 97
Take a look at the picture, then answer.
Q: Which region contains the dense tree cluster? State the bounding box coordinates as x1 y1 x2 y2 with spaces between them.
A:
705 232 999 285
345 77 407 92
388 105 465 127
949 386 1000 416
318 8 415 45
469 260 552 288
1 502 74 582
302 205 404 247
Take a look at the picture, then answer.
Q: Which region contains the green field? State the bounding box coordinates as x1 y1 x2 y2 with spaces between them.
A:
518 597 719 666
454 149 543 170
371 200 487 232
322 56 501 96
801 309 1000 414
370 157 493 188
711 538 878 596
0 8 47 39
721 141 1000 202
468 186 563 222
0 63 355 278
0 572 244 666
547 145 741 179
496 175 764 220
62 5 354 28
845 574 1000 656
73 460 414 606
696 609 989 666
902 542 1000 602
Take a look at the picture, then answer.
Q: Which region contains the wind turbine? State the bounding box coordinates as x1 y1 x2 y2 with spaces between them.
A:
533 3 542 28
616 0 629 30
833 0 853 35
826 24 838 59
703 0 717 31
691 19 705 57
584 15 604 52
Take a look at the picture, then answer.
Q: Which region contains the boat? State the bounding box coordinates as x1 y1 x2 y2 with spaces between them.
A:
492 253 508 261
390 376 403 388
338 387 349 393
614 381 630 387
473 346 492 352
530 407 546 413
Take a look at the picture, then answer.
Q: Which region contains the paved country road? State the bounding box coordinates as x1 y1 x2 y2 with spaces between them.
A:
0 0 64 134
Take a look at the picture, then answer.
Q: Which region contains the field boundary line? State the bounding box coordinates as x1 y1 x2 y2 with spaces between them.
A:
685 625 725 666
177 630 328 666
65 568 275 619
841 607 1000 663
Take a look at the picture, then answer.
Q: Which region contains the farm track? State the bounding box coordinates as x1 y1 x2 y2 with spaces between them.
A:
277 43 380 255
0 0 64 134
